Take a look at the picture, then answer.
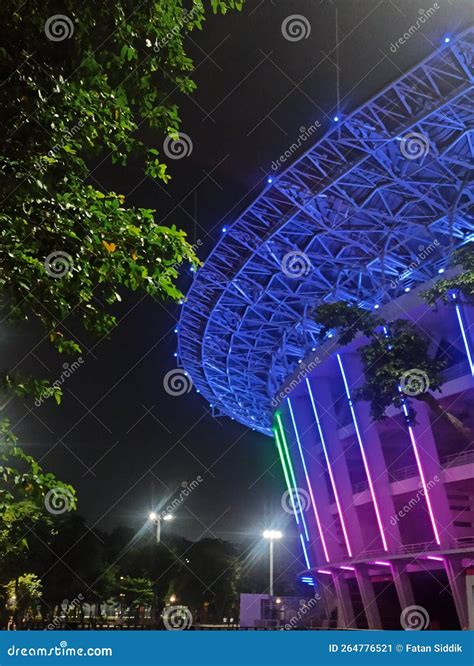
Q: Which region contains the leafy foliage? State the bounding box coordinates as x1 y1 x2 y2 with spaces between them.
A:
0 419 76 577
312 302 446 423
422 244 474 305
312 301 383 346
354 319 445 421
0 0 243 392
5 573 43 622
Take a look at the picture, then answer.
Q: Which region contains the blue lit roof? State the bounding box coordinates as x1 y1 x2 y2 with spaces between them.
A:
178 28 474 436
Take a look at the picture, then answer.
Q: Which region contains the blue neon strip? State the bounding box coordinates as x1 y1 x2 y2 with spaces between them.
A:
299 533 311 569
287 398 330 562
455 304 474 375
337 354 388 552
305 378 353 558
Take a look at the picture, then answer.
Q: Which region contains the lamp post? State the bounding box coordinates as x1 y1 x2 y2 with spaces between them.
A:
262 530 282 597
149 512 173 543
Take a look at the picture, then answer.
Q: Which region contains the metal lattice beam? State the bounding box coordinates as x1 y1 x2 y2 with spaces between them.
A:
178 29 474 435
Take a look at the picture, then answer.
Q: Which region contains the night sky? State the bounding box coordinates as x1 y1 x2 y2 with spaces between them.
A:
4 0 472 564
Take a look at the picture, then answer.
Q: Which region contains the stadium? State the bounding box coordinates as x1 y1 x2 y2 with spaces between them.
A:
178 28 473 629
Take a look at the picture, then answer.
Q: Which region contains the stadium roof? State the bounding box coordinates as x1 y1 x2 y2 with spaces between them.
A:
178 28 474 436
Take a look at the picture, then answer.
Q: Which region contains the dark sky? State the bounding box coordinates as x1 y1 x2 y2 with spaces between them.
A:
5 0 472 560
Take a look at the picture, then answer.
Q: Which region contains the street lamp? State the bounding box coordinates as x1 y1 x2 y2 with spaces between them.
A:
262 530 282 596
149 512 173 543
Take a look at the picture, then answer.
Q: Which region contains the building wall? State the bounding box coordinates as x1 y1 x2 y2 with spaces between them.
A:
272 294 474 629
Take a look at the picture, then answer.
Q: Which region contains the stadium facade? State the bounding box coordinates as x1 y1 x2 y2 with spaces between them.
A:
178 29 474 629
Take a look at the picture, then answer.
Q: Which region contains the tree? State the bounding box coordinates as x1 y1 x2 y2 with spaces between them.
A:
5 573 43 625
0 419 77 584
115 576 154 624
423 244 473 306
312 302 471 439
0 0 243 398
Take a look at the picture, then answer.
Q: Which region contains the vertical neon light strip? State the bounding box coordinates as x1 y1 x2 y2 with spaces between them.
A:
275 414 310 543
287 399 330 562
337 353 389 552
299 534 311 569
273 428 300 526
455 303 474 375
273 424 312 567
400 399 441 545
305 378 353 557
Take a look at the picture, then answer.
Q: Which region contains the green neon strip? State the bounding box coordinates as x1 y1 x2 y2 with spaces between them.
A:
273 426 300 525
275 412 300 496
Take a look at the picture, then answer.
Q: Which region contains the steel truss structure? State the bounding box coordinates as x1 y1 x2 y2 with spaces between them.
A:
178 29 474 435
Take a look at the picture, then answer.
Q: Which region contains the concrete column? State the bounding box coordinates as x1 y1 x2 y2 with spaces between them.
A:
355 565 383 629
444 556 468 629
408 402 454 545
339 351 404 553
309 375 367 558
333 570 357 628
314 575 337 626
466 572 474 631
390 561 415 615
283 397 342 565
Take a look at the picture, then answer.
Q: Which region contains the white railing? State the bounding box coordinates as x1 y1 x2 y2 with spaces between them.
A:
353 449 474 493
